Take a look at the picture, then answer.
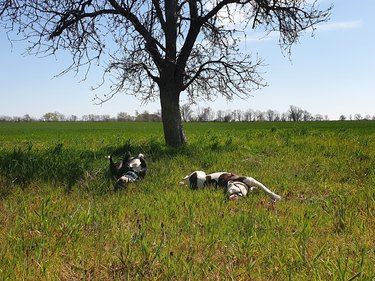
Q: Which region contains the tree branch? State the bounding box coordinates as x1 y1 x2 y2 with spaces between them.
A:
151 0 166 33
107 0 164 68
176 1 201 69
182 56 226 90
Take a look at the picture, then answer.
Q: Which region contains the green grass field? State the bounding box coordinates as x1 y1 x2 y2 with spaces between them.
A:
0 121 374 280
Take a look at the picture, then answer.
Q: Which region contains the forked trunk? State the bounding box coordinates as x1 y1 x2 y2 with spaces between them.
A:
159 83 186 147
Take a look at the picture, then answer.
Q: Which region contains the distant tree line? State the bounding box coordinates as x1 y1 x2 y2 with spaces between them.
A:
0 110 162 122
181 105 375 122
1 105 374 123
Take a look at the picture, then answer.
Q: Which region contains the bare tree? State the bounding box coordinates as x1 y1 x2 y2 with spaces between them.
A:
266 109 275 122
288 105 304 122
280 112 288 122
117 112 134 121
244 109 255 122
354 114 363 121
180 103 193 122
302 110 312 121
216 110 225 122
223 113 233 123
255 110 265 122
315 114 324 121
232 109 243 122
1 0 331 147
67 115 78 122
197 106 214 122
22 114 33 122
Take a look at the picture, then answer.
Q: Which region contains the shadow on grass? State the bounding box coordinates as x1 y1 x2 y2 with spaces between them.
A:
0 134 240 198
0 143 92 191
103 136 197 159
0 139 171 196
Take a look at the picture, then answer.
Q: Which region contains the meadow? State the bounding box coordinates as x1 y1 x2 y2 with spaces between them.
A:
0 121 374 280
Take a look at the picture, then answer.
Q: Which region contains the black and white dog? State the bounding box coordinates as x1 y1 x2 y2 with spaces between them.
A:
107 151 147 188
182 171 281 201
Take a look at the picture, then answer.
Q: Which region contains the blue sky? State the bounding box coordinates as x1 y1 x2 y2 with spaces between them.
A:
1 1 374 120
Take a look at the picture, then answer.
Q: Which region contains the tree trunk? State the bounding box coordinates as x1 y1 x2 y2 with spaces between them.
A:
159 83 187 147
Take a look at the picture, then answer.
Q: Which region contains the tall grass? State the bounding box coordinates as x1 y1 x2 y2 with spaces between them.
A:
0 121 374 280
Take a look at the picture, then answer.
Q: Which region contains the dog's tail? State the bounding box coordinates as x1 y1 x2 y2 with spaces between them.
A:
242 177 281 201
179 174 190 185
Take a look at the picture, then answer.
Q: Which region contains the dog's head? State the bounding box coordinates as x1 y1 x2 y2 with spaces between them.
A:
227 181 248 200
115 175 131 189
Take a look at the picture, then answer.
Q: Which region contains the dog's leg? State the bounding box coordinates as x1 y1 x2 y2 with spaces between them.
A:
242 177 281 201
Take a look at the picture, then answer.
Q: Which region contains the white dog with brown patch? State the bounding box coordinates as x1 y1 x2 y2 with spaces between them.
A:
181 171 281 201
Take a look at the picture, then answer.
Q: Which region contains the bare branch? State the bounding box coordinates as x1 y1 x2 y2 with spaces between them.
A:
1 0 332 110
151 0 166 31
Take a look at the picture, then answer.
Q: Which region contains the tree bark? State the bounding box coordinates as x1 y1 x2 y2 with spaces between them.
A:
159 82 186 148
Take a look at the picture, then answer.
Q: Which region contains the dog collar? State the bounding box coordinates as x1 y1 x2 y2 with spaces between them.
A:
124 171 139 181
